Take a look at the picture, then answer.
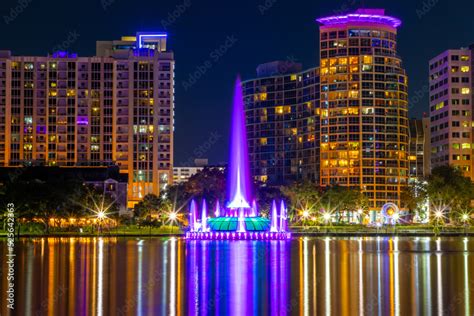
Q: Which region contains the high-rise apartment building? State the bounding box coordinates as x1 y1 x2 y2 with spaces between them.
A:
244 9 410 211
243 62 320 184
408 117 430 181
429 46 473 179
0 32 174 207
317 9 409 210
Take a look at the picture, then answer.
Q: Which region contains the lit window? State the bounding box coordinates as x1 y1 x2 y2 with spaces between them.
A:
290 75 297 81
435 101 444 110
338 58 347 65
275 106 284 114
462 88 470 95
461 55 470 61
462 143 471 149
349 57 359 65
461 66 470 73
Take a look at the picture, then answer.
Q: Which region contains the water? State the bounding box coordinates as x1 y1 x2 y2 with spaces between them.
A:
1 237 473 315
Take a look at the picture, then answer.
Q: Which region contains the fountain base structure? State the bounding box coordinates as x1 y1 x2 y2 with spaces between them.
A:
186 230 291 240
186 209 291 240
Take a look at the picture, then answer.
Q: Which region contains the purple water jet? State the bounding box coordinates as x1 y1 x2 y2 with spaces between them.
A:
202 199 208 232
270 201 278 232
227 77 252 210
190 200 198 232
214 200 221 217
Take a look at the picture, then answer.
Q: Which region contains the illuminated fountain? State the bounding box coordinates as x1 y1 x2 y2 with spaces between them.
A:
186 78 291 240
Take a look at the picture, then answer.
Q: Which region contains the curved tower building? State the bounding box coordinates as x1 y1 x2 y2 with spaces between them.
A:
317 9 409 211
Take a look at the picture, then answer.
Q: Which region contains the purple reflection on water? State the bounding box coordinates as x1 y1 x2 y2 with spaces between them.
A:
186 241 290 315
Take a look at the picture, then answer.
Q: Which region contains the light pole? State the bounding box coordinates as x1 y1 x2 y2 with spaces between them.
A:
461 213 470 235
302 210 310 229
96 210 106 234
433 210 444 235
169 211 178 234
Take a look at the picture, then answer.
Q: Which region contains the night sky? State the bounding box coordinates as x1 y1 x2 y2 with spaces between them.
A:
1 0 473 165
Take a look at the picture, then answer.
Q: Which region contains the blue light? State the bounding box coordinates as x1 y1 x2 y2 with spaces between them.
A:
137 32 168 48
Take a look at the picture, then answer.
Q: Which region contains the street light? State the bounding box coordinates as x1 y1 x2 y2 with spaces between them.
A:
97 211 106 220
434 210 443 219
169 212 178 221
302 210 310 219
322 212 332 223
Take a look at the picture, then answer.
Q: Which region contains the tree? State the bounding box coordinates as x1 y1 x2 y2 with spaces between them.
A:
426 165 474 222
401 180 428 222
133 194 163 220
255 184 285 218
164 167 226 216
320 186 369 223
281 181 321 221
0 171 87 232
81 185 119 218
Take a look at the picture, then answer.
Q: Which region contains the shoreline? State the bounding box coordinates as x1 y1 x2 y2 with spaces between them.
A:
1 230 473 238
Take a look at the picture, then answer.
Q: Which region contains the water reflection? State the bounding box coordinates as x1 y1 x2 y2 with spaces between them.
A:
186 240 290 315
0 237 473 315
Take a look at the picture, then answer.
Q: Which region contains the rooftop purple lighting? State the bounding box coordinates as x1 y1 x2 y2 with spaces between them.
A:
317 8 402 28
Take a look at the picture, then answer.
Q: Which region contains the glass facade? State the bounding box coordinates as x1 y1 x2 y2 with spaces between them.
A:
243 66 320 185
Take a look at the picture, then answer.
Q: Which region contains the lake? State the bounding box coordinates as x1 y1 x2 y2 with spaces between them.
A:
0 237 473 315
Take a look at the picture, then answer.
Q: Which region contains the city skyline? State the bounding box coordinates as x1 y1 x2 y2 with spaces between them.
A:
1 0 474 165
1 2 474 315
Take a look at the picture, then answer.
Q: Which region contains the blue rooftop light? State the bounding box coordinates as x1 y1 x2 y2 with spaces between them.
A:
136 32 168 48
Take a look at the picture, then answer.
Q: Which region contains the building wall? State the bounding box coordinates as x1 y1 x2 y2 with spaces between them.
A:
429 48 473 179
242 65 320 185
173 166 204 183
0 33 174 208
318 10 409 210
408 118 429 181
